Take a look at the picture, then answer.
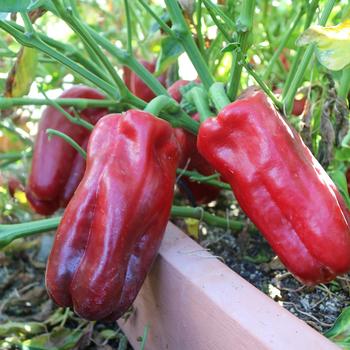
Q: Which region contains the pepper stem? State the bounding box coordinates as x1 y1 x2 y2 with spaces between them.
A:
187 87 212 122
0 217 61 249
46 129 87 159
144 95 180 116
209 83 231 112
145 96 199 135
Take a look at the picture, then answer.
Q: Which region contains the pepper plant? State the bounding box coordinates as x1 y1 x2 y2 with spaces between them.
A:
0 0 350 341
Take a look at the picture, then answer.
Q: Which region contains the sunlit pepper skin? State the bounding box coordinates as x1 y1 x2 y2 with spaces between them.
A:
123 60 167 102
46 110 179 321
26 86 108 215
168 80 220 204
197 90 350 285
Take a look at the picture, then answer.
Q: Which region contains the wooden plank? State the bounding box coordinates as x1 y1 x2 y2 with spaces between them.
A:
118 222 339 350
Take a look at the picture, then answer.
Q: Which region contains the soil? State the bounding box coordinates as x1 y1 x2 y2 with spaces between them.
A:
1 190 348 348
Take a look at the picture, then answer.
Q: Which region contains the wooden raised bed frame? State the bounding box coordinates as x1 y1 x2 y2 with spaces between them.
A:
117 223 338 350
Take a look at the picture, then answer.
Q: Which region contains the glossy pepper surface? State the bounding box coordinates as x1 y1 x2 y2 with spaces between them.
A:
197 89 350 285
27 86 108 215
123 60 167 102
46 110 179 321
168 80 220 204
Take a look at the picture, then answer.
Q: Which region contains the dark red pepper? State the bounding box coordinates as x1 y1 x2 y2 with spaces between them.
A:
123 60 167 102
197 89 350 285
169 80 220 204
46 110 179 321
26 86 108 215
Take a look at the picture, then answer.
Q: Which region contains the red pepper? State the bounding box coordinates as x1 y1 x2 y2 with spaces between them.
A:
169 80 220 204
197 89 350 285
26 86 108 215
274 88 307 116
46 110 179 321
123 60 167 102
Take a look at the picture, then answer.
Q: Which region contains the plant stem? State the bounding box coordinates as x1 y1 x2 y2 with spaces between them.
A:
0 148 32 161
263 8 304 80
145 95 180 115
202 0 236 30
203 1 231 42
0 20 119 99
53 0 127 97
209 83 231 112
0 97 119 109
171 206 256 233
282 0 319 99
46 129 87 159
86 27 168 102
243 62 283 109
187 87 212 122
176 169 230 190
283 0 335 114
137 0 173 37
0 120 33 146
39 89 94 131
124 0 133 54
195 0 207 62
227 0 256 100
145 96 199 134
8 20 112 83
0 217 61 249
0 206 255 248
164 0 214 89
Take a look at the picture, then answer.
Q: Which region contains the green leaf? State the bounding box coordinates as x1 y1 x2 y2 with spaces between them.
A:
328 169 350 208
20 327 84 350
155 36 184 76
0 321 46 337
325 307 350 349
335 147 350 161
221 42 239 54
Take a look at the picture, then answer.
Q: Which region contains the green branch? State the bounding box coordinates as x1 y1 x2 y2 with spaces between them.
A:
227 0 256 100
0 97 119 110
164 0 214 89
171 206 256 233
46 129 87 159
0 205 256 249
283 0 335 114
176 169 230 190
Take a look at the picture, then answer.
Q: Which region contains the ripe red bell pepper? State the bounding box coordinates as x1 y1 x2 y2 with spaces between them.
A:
46 110 179 321
123 60 167 102
26 86 108 215
197 89 350 285
168 80 220 204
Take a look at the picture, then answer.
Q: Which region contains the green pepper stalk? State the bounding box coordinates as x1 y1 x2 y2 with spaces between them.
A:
227 0 256 101
164 0 214 89
0 206 256 249
283 0 336 114
145 95 199 134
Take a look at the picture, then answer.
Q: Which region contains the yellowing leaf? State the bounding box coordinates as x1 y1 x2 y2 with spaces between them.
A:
297 20 350 71
5 47 38 97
